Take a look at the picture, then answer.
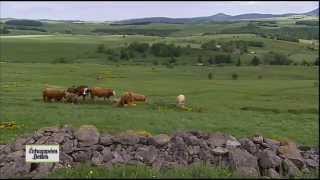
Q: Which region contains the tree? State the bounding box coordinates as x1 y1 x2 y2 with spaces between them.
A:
207 56 214 65
197 55 203 63
169 56 176 64
232 73 238 80
97 44 105 53
314 57 319 66
251 56 260 66
208 72 213 80
236 57 241 66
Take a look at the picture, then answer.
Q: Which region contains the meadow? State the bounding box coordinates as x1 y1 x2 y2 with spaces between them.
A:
0 62 318 146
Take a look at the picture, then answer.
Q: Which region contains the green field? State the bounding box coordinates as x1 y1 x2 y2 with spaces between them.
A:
0 62 318 146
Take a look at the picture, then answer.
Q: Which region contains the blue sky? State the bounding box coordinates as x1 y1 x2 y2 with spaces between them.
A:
0 1 318 21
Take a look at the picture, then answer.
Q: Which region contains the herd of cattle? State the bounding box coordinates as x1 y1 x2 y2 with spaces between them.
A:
42 85 186 108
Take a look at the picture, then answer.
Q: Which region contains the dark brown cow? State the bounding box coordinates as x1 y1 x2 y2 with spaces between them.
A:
67 85 90 100
90 87 116 101
43 88 66 102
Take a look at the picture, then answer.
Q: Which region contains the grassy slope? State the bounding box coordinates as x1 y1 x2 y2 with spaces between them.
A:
0 34 318 64
0 63 318 146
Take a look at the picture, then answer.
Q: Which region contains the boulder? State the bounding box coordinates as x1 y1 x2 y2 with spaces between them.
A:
149 134 171 147
212 147 229 155
228 148 259 171
59 152 73 165
100 134 113 146
278 141 304 169
74 125 100 146
102 148 114 162
305 158 318 169
282 158 301 178
62 139 75 154
135 146 158 164
113 134 139 145
92 151 104 166
13 138 28 151
239 138 257 154
71 151 92 162
266 168 281 179
226 139 241 149
183 135 200 146
207 132 228 147
258 149 282 169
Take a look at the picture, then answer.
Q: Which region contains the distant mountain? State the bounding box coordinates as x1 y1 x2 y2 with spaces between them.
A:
304 8 319 16
112 8 319 25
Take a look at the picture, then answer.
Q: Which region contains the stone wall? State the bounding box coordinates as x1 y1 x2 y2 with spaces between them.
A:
0 125 318 178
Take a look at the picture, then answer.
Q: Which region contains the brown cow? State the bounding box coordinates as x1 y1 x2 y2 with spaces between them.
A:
117 92 136 107
89 87 116 101
43 88 66 102
132 92 147 102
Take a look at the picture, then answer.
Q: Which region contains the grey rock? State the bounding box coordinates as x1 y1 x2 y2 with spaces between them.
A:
212 147 229 155
100 134 113 146
305 158 318 168
6 150 24 161
136 146 158 164
282 158 301 178
92 151 104 166
48 132 65 144
102 148 114 162
62 139 75 154
74 125 100 147
35 136 49 144
239 138 257 154
207 132 228 147
226 139 241 149
149 134 171 146
228 148 259 170
36 163 54 174
111 151 124 164
278 141 305 169
14 138 27 151
183 135 200 146
72 151 91 162
60 152 73 165
266 168 281 179
114 134 139 145
258 149 282 169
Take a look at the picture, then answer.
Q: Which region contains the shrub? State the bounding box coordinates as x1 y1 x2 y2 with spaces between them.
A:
251 56 260 66
236 58 241 66
208 72 213 80
232 73 238 80
314 57 319 66
97 44 106 53
51 57 72 64
263 51 292 65
207 56 214 65
258 75 263 79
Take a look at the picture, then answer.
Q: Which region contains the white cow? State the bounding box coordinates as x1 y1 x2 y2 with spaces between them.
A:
176 94 186 108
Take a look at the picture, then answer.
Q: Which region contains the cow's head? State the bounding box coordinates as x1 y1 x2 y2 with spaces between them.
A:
112 90 116 97
82 87 90 96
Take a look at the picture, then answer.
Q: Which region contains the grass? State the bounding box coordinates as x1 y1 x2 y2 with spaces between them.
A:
0 34 318 64
48 163 234 179
0 63 318 146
